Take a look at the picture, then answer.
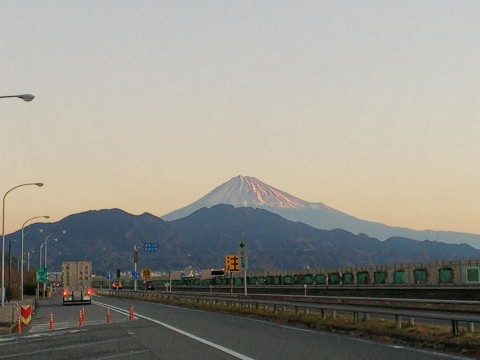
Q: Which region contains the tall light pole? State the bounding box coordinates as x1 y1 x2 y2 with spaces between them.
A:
0 94 35 102
42 230 65 298
26 248 35 271
21 216 49 301
2 182 44 307
37 242 45 299
7 239 16 302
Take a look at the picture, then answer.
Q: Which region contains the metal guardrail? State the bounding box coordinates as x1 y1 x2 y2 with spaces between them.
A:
105 289 480 335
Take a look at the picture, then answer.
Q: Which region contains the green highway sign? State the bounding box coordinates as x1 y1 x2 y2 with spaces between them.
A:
36 267 48 283
239 241 247 270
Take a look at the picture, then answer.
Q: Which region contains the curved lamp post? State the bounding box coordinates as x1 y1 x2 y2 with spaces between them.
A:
1 182 44 307
41 230 65 298
26 248 35 271
21 216 49 301
7 240 16 302
0 94 35 102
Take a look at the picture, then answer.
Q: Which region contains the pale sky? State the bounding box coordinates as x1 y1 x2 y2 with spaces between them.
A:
1 1 479 235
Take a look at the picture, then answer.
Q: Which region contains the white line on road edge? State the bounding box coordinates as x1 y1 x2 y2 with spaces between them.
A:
0 338 127 359
93 300 255 360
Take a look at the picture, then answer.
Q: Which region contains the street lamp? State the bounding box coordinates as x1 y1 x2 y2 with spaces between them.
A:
0 94 35 102
21 216 49 301
41 230 65 298
37 242 45 299
2 182 44 307
7 239 16 302
26 248 35 271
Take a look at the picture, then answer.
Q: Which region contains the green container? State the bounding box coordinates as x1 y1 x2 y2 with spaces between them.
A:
303 274 314 285
328 273 340 285
200 279 212 286
293 275 302 285
235 278 243 285
357 272 369 284
466 267 480 283
393 270 406 284
438 268 454 284
258 277 266 285
414 268 428 283
374 271 387 284
249 277 258 285
283 276 292 285
314 274 326 285
343 273 354 284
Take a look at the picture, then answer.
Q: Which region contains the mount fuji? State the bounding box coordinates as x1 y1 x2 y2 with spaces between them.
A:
162 175 480 249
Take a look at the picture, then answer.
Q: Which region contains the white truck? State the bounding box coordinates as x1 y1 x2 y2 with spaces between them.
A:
62 261 93 306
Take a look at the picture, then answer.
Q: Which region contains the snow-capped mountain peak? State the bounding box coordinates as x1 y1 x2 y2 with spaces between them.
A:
203 175 307 209
161 175 480 248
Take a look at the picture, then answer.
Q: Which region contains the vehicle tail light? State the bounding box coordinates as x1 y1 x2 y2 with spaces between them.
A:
119 283 123 289
63 290 70 297
87 289 92 296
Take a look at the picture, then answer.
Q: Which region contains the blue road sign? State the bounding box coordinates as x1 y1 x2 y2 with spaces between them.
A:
106 273 113 280
132 271 141 280
144 242 159 252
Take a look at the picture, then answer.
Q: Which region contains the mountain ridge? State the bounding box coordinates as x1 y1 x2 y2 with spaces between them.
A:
11 205 480 274
162 176 480 248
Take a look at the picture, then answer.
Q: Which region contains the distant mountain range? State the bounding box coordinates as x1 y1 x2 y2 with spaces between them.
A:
163 175 480 249
11 206 480 274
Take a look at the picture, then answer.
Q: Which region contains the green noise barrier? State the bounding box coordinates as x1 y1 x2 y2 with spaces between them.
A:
374 271 387 284
414 268 428 284
314 274 326 285
394 270 406 284
438 268 454 284
303 274 313 285
343 272 354 285
328 273 340 285
293 275 302 285
357 272 369 284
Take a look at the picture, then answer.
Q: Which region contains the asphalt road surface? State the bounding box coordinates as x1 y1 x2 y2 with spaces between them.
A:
0 294 474 360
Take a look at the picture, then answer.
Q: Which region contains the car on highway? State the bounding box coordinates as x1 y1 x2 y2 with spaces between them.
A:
146 283 155 291
112 283 123 290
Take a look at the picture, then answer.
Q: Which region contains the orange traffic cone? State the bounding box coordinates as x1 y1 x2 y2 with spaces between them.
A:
129 305 134 320
50 313 54 331
79 309 83 327
18 316 22 335
106 308 111 324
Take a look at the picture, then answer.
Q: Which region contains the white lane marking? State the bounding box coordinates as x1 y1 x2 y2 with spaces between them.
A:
93 350 150 359
93 300 255 360
0 338 127 359
29 319 116 333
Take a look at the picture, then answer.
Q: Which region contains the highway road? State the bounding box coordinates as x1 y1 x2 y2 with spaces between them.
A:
0 294 474 360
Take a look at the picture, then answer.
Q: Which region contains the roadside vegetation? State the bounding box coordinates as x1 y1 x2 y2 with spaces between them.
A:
106 293 480 358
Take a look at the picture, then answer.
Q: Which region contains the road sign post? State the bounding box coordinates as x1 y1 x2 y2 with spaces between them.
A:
225 255 241 272
133 247 139 291
106 273 113 289
239 241 248 296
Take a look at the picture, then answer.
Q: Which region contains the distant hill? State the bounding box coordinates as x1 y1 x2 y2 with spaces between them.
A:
10 206 480 275
162 175 480 248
